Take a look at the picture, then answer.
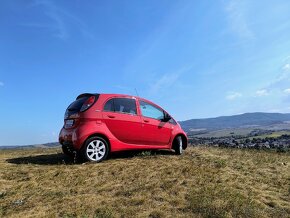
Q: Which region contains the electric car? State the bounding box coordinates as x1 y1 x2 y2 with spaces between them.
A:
59 93 187 162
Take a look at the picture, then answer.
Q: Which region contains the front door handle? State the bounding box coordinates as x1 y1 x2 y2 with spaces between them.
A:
107 115 115 118
143 119 149 123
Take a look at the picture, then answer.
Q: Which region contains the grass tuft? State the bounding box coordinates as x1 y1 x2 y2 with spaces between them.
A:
187 184 261 217
94 207 115 218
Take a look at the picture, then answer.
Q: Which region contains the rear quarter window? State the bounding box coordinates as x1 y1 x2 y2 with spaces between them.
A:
104 98 137 115
104 99 114 112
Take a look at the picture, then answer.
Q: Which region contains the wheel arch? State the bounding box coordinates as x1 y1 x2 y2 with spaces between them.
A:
172 133 188 150
82 133 111 152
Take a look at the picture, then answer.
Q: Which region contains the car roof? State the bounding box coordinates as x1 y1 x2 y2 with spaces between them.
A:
77 93 160 108
100 93 156 104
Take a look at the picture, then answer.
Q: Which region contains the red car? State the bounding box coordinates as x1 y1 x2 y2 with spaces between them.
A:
59 93 188 162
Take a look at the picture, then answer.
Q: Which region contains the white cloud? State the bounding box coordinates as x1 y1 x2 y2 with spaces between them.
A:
267 56 290 90
225 0 254 39
31 0 68 39
284 88 290 94
0 81 4 86
255 89 269 97
149 65 193 94
150 73 180 94
226 92 242 100
28 0 94 40
283 63 290 70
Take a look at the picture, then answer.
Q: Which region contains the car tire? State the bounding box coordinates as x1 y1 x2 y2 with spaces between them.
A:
81 136 109 162
174 136 183 155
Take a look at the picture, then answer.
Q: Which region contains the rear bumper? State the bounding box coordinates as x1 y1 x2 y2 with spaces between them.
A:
59 127 83 151
59 121 107 150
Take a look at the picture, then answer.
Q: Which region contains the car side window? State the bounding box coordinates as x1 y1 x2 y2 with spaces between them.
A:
104 98 137 115
140 101 164 120
104 99 114 112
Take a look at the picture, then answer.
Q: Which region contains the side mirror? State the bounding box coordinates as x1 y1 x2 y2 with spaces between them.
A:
162 113 171 122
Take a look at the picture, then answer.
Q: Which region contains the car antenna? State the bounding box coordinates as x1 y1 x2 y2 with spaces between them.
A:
134 88 139 97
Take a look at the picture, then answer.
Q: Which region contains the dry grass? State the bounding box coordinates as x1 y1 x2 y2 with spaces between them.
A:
0 146 289 218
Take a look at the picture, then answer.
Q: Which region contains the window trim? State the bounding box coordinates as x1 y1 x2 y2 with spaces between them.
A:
103 97 138 116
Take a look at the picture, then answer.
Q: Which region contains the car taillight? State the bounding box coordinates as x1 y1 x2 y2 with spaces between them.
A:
80 96 95 112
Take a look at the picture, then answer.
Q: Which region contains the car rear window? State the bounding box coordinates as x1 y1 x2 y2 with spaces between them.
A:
68 97 88 112
65 94 99 119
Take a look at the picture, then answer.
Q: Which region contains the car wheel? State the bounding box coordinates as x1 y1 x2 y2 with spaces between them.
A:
174 136 183 155
82 136 109 162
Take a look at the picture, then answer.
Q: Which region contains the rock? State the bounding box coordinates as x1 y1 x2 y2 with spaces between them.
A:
13 199 24 206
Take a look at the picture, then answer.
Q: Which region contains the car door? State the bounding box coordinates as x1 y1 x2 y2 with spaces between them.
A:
102 97 142 144
139 100 172 145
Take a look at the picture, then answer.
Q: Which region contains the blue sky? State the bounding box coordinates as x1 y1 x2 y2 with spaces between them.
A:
1 0 290 145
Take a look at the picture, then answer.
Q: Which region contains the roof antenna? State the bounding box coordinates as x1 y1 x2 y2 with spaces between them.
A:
134 88 139 97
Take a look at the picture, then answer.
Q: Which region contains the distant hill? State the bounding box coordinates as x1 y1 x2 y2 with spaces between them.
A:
179 112 290 132
0 142 60 150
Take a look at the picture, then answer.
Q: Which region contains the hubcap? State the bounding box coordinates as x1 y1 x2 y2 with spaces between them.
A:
86 139 106 161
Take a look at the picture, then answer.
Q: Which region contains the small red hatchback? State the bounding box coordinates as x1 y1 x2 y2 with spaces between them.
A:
59 93 188 162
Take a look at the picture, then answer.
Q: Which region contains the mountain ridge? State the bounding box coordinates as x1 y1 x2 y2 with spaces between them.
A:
0 142 60 149
179 112 290 132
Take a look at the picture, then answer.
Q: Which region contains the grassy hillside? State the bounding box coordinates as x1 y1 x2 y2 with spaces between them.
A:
0 147 289 217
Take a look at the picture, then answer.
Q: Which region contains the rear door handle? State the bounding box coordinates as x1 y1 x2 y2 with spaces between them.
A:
143 119 149 123
107 115 115 118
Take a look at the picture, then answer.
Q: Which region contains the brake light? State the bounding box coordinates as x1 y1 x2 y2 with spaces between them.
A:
80 96 95 112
